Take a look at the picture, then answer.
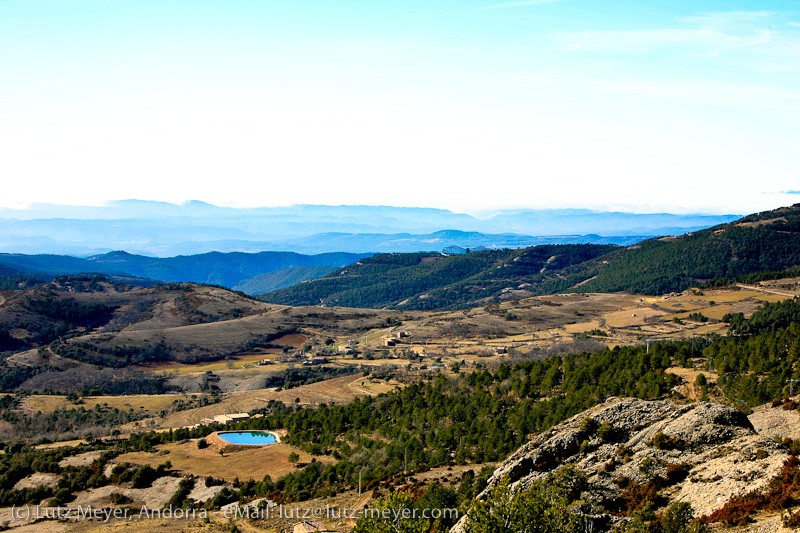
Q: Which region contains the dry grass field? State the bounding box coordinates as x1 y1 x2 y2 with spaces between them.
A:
696 304 733 320
117 439 328 482
156 374 400 428
24 393 183 416
142 332 311 374
83 312 286 354
602 307 669 328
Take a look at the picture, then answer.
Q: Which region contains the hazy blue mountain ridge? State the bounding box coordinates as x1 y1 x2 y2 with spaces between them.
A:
0 251 369 289
0 201 740 255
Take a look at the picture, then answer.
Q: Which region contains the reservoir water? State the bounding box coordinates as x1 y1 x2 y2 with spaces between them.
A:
217 431 278 445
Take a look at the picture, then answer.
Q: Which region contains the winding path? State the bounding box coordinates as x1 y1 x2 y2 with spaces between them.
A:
735 283 797 299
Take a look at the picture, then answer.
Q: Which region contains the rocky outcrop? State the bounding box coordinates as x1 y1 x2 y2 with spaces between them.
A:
451 398 789 532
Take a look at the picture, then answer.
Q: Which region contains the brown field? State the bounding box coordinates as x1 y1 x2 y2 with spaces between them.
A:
697 304 733 320
603 307 669 328
654 300 706 311
156 374 400 428
562 319 602 334
752 294 786 303
272 333 309 348
117 439 328 482
325 284 779 362
24 393 183 416
692 290 761 303
692 323 729 335
35 439 85 449
143 334 307 374
144 352 285 374
76 311 297 360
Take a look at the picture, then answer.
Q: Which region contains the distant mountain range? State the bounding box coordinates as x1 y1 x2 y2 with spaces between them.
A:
0 200 740 256
2 204 798 310
0 250 368 292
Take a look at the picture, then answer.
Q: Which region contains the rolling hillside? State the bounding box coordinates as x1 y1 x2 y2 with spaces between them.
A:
264 204 800 310
578 204 800 295
231 264 340 295
0 275 269 354
263 245 617 310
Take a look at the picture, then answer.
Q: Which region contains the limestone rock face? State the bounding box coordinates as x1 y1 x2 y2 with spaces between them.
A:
451 398 789 533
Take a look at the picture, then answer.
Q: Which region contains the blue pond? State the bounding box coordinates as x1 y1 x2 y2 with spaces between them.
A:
217 431 278 445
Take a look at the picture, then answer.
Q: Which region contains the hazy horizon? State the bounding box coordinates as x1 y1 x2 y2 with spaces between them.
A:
0 198 751 219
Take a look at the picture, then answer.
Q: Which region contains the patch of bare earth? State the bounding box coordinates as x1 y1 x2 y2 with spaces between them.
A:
59 451 104 468
13 472 59 491
665 366 717 402
749 403 800 441
73 475 182 509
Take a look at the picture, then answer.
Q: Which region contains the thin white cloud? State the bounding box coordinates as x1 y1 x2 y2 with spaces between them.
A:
557 10 800 71
469 0 565 13
681 10 777 27
560 28 769 54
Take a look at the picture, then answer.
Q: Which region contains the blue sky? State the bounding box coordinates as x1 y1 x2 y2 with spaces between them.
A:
1 0 799 214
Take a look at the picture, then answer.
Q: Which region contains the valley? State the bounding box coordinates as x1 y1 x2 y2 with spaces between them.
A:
0 205 799 532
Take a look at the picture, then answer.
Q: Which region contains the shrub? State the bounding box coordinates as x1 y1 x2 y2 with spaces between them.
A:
665 463 691 484
169 478 196 508
130 465 158 488
205 476 225 487
651 431 685 451
548 465 587 500
580 416 597 435
639 457 659 479
659 502 706 533
616 445 634 462
597 420 616 443
109 492 132 504
580 439 590 454
618 480 661 513
48 488 74 507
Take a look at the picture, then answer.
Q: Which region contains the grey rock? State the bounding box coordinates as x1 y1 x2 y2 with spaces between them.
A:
451 398 788 533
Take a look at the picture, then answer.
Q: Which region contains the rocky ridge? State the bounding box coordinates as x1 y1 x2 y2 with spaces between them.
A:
451 398 791 532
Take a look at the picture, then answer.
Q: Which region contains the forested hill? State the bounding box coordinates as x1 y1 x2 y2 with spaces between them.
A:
264 204 800 310
262 245 618 310
577 203 800 294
